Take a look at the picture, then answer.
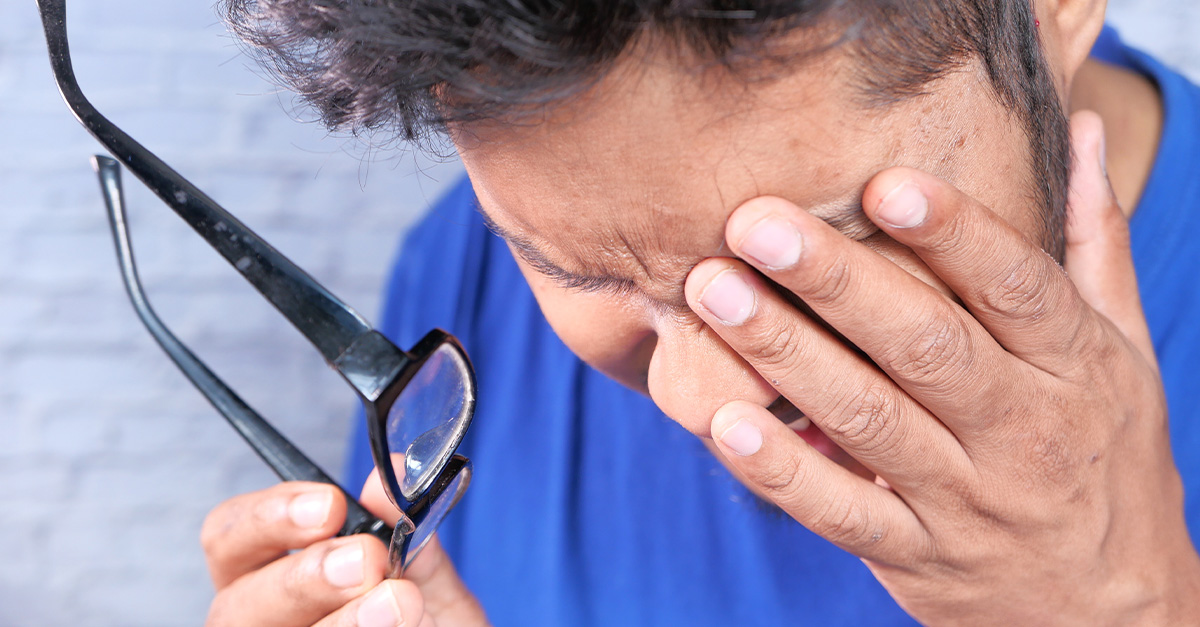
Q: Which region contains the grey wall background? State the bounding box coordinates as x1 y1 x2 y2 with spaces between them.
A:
0 2 463 625
0 1 1194 625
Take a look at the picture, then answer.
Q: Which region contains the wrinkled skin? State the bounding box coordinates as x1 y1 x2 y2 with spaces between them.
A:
202 0 1200 624
683 119 1198 623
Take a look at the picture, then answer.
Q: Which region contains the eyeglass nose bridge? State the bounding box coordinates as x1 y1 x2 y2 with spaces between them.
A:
386 518 417 579
385 454 472 576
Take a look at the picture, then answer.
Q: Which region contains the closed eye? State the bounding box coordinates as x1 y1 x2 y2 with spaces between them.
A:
526 255 639 296
477 204 696 310
478 205 642 297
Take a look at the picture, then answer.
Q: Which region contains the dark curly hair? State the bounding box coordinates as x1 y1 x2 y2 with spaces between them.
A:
221 0 1070 256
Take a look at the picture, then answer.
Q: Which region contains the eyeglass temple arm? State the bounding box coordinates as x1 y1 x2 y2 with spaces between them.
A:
93 155 391 544
38 0 377 369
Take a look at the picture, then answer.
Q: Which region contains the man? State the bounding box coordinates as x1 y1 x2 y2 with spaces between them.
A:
201 1 1200 625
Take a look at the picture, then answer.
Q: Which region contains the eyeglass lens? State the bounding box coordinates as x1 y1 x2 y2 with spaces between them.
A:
387 343 474 502
409 467 470 561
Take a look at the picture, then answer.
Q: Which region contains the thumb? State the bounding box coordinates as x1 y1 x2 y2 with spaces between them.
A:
360 469 490 626
1063 110 1156 365
404 534 489 625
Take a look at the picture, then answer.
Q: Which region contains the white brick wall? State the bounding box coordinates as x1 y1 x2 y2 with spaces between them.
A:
0 2 461 625
0 1 1194 625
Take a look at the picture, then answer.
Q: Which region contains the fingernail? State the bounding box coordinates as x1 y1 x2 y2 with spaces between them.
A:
718 419 763 457
1098 130 1108 177
738 216 803 269
289 491 332 529
876 182 928 228
699 269 755 325
357 584 403 627
324 543 365 589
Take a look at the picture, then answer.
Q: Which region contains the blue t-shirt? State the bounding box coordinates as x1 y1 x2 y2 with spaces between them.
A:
347 29 1200 626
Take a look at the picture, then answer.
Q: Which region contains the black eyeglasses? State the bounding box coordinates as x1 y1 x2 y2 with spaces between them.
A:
37 0 475 577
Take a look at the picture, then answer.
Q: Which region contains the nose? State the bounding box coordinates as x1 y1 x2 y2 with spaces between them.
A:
645 313 779 438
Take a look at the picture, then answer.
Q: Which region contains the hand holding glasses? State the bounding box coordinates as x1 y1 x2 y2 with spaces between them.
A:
37 0 475 577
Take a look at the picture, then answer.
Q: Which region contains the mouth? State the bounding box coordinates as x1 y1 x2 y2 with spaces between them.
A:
767 397 855 467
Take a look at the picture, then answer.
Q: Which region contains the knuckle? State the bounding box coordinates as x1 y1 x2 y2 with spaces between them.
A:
994 396 1093 501
950 482 1010 530
200 501 242 560
752 450 881 550
884 315 974 389
200 492 285 562
1063 313 1125 374
799 250 854 306
921 203 972 254
755 449 809 501
975 252 1058 320
825 384 901 455
280 548 333 609
1055 305 1095 360
741 319 806 371
1091 324 1126 365
812 494 873 547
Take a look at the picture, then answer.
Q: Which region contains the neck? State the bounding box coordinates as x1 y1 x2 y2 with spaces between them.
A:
1069 58 1164 217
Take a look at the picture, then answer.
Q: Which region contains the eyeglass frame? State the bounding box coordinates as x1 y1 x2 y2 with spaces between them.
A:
36 0 476 576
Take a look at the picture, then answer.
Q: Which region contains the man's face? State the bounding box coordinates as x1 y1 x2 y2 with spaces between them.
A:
452 44 1044 454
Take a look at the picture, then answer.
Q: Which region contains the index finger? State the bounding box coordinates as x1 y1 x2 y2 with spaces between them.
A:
202 482 347 588
862 168 1097 373
207 535 389 627
361 470 490 624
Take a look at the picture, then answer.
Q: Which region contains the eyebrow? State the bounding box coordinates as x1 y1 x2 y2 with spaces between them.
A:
476 207 639 295
473 197 873 302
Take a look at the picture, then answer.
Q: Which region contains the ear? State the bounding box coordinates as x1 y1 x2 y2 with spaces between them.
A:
1035 0 1108 92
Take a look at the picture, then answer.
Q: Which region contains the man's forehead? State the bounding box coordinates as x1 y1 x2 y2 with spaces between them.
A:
472 168 886 314
460 93 912 257
455 43 1020 303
